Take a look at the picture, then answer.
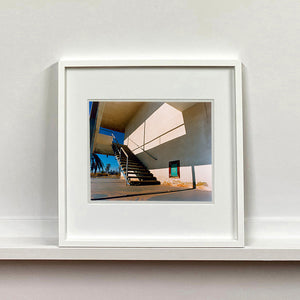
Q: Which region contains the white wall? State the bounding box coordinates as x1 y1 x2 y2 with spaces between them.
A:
1 0 300 298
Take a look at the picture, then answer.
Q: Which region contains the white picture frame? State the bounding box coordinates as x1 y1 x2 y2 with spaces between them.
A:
58 60 244 248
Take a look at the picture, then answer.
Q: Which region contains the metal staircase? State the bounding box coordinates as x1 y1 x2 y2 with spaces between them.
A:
112 143 160 186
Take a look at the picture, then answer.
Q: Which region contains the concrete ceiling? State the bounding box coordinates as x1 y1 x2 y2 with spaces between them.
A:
167 102 197 112
100 102 144 132
99 102 199 132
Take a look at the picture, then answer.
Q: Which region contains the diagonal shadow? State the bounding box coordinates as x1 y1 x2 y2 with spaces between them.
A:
91 187 194 201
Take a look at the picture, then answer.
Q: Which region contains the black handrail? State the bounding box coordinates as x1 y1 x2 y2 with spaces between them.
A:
111 133 121 145
128 138 157 160
112 139 129 186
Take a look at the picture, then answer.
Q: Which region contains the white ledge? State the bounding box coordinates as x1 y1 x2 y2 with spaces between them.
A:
0 218 299 260
0 238 300 260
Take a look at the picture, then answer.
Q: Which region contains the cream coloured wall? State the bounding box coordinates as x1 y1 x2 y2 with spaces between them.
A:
124 102 212 189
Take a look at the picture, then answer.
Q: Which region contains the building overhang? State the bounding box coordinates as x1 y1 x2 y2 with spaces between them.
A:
99 102 144 132
93 133 114 155
90 101 198 155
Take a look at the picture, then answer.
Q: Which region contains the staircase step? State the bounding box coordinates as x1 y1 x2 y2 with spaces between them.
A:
113 143 160 186
129 180 161 186
119 161 141 165
119 163 140 168
117 156 138 161
121 164 147 170
117 158 141 163
127 170 151 175
127 176 156 180
121 166 147 171
127 171 152 175
127 174 155 179
127 169 148 173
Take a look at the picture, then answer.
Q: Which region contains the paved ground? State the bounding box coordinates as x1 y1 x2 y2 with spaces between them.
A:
91 177 212 201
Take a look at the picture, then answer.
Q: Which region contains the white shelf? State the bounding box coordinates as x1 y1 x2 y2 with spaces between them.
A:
1 238 300 260
0 218 299 260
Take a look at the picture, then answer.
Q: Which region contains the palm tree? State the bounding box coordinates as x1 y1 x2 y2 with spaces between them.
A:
90 153 104 174
105 163 111 174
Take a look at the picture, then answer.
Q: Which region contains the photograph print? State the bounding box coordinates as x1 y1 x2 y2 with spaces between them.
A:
90 101 212 201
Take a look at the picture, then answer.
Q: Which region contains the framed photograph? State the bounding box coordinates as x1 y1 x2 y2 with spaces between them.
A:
89 100 212 201
58 60 244 248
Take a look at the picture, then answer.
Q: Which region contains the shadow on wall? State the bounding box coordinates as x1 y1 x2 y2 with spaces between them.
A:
124 102 165 151
41 63 59 218
125 102 211 168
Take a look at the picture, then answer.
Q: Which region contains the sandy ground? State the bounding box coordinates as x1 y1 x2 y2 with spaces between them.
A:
91 177 212 201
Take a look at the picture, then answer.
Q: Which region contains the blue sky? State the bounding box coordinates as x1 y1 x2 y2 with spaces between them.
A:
98 127 124 171
90 101 124 172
